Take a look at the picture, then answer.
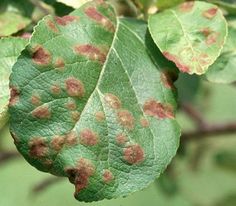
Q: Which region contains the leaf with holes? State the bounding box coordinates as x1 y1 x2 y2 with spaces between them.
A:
148 1 228 75
0 37 27 129
9 0 180 202
206 19 236 83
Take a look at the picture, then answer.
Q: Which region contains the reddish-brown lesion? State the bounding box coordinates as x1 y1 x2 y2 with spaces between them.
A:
202 7 218 19
29 138 48 158
205 32 219 45
32 105 51 119
54 57 65 69
65 77 85 98
103 169 113 183
55 15 79 26
117 110 135 130
160 71 176 90
51 136 65 151
47 19 59 33
104 93 122 109
79 129 99 146
116 133 128 145
143 99 175 119
179 2 194 12
31 95 41 106
9 87 20 106
123 144 144 164
32 46 51 65
140 118 149 128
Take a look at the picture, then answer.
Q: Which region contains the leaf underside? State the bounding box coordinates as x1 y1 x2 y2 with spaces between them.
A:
149 1 228 75
9 0 180 202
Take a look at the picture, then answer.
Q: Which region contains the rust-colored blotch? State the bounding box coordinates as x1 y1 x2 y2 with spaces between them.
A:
55 15 78 26
29 138 48 158
206 32 219 45
65 131 78 146
117 110 135 130
47 19 59 33
140 118 149 128
95 111 105 122
124 144 144 164
103 169 113 183
32 105 51 119
65 77 85 98
51 84 61 95
31 95 41 106
116 133 128 145
163 51 190 73
179 1 194 12
74 158 95 194
32 46 51 65
51 136 65 151
80 129 99 146
74 44 107 64
54 57 65 69
104 93 121 109
66 100 77 110
9 87 20 106
160 71 175 90
143 100 174 119
202 7 218 19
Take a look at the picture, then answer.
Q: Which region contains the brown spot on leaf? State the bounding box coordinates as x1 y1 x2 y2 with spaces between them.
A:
179 2 194 12
55 15 78 26
103 169 113 183
31 95 41 106
163 51 190 73
32 46 51 65
51 136 65 151
65 77 85 98
85 7 115 32
117 110 135 130
202 7 218 19
160 71 175 89
74 44 107 64
143 100 174 119
80 129 99 146
201 27 212 37
54 57 65 69
66 100 77 110
140 118 149 128
104 93 121 109
9 87 20 106
51 84 61 95
32 105 51 119
29 138 48 158
74 158 95 194
65 131 78 146
206 32 219 45
47 19 59 32
116 133 128 145
95 111 105 122
124 144 144 164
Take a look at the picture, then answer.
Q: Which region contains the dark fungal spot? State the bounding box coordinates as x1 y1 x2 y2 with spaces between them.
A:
32 46 51 65
202 7 218 19
124 144 144 164
95 111 105 122
51 136 65 151
47 19 59 33
163 51 190 73
84 7 115 32
116 133 128 145
143 100 174 119
55 15 78 26
179 2 194 12
32 105 51 119
31 95 41 106
74 44 107 64
65 77 85 98
103 169 113 183
117 110 135 130
9 87 20 106
79 129 99 146
29 138 48 158
104 93 121 109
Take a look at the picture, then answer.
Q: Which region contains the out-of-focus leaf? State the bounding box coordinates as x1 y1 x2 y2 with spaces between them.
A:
0 37 27 130
206 20 236 83
214 193 236 206
156 0 185 10
149 1 228 75
9 0 180 202
214 150 236 172
56 0 89 8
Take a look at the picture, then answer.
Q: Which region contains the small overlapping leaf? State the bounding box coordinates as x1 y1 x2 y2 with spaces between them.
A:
0 37 27 129
206 19 236 83
9 0 180 202
148 1 228 75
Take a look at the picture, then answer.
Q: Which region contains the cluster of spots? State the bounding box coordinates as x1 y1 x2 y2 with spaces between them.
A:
143 99 174 119
32 46 51 65
160 71 175 90
179 1 194 12
104 93 121 109
55 15 78 26
74 44 107 64
116 133 128 145
9 87 20 106
65 158 95 194
95 111 105 122
31 95 41 106
102 169 113 183
163 51 190 73
79 129 99 146
51 84 61 95
140 117 149 128
84 6 115 32
117 110 135 130
65 77 85 98
29 138 48 158
123 144 144 165
202 7 218 19
65 100 80 122
47 19 59 33
32 105 51 119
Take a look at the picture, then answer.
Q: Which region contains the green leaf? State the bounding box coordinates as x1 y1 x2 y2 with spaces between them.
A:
205 19 236 83
148 1 228 75
156 0 185 10
0 37 27 130
9 0 180 202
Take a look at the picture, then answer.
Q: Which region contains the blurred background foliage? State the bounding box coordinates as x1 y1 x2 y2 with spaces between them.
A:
0 0 236 205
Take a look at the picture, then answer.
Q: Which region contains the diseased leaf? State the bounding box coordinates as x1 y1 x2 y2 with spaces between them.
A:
148 1 228 75
0 37 27 129
206 20 236 83
9 0 180 202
